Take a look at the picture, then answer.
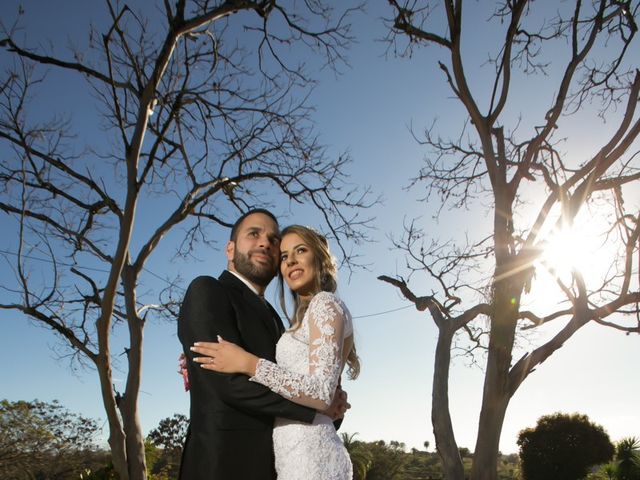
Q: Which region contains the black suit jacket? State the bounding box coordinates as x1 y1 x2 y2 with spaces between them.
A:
177 271 316 480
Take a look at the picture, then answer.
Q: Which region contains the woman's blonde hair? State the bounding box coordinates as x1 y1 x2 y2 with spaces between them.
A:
277 225 360 380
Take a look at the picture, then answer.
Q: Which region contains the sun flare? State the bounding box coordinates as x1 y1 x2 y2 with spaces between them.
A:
530 211 618 304
539 227 591 281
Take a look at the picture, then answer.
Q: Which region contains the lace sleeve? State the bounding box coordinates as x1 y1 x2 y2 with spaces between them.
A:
249 292 345 410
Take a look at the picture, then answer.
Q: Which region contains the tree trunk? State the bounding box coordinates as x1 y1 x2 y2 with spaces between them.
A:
470 264 521 480
121 266 147 480
471 191 521 479
123 404 146 480
97 355 129 480
470 373 510 480
433 325 465 480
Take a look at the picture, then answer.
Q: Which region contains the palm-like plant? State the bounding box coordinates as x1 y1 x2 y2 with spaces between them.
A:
341 432 373 480
615 437 640 480
598 462 618 480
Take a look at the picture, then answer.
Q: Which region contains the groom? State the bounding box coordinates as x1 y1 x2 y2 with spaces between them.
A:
177 209 345 479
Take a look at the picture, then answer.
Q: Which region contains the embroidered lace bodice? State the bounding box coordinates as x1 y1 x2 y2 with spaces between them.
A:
250 291 353 480
250 291 353 410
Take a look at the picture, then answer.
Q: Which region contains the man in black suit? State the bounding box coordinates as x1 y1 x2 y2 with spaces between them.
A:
177 209 339 479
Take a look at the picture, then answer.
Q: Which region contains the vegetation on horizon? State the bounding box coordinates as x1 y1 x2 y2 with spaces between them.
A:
2 401 638 479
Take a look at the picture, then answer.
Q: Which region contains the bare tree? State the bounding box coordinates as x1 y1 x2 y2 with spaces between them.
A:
0 1 372 479
380 1 640 479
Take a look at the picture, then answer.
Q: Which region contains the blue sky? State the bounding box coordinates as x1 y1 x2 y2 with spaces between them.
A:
1 0 639 455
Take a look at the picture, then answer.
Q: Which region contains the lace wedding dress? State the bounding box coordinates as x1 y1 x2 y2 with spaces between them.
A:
250 291 353 480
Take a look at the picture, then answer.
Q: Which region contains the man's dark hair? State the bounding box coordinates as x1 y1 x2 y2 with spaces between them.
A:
229 208 279 241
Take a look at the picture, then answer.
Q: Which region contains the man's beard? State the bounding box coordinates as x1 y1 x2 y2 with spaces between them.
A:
233 249 276 287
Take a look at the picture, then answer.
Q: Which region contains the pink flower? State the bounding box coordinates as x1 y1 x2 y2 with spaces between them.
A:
178 353 190 391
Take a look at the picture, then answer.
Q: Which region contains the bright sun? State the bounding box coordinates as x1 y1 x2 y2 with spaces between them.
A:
532 212 617 300
518 204 628 333
539 227 591 281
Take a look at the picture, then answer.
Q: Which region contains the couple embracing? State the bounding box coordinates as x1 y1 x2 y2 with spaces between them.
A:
177 209 360 480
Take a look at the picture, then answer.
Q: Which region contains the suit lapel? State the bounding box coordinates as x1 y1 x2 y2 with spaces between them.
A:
263 299 286 336
219 270 283 341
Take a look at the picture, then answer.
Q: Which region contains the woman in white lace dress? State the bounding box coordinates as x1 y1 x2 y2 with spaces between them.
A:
193 225 359 480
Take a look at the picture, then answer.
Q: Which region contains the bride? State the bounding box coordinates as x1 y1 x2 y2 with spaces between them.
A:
191 225 359 479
